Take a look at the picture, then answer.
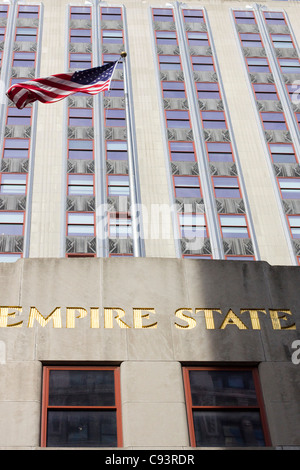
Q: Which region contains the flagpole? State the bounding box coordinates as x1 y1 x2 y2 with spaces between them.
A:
121 51 141 257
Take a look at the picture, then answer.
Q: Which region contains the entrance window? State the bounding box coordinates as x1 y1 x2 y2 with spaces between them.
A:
41 366 122 447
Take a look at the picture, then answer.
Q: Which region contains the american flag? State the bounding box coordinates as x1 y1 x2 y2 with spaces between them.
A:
6 61 118 109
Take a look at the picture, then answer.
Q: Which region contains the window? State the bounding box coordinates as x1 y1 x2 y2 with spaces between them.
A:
6 108 32 126
206 142 233 162
109 213 132 238
68 175 94 196
107 175 130 196
246 58 271 73
179 213 207 238
153 8 174 22
69 53 92 69
278 178 300 199
0 174 27 195
263 11 286 25
288 215 300 238
201 111 226 129
13 52 36 67
261 112 287 130
187 32 209 46
69 109 93 127
0 6 8 18
106 141 128 160
67 213 95 236
220 214 249 238
269 143 296 163
0 253 22 262
101 7 122 21
41 366 122 447
155 31 177 45
191 56 215 72
3 139 30 159
162 82 186 98
278 58 300 73
196 83 221 100
18 5 39 18
159 55 181 71
0 212 24 236
68 140 93 160
15 27 37 42
234 11 256 24
240 33 262 48
253 83 278 101
183 367 270 447
169 142 196 162
105 109 126 127
70 29 91 43
166 110 190 128
213 176 241 198
102 30 123 44
0 27 5 41
70 7 91 20
105 80 124 97
174 176 201 198
183 9 204 23
270 34 294 49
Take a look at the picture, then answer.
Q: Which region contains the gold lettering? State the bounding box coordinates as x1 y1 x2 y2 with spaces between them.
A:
0 306 23 328
174 308 196 329
28 307 62 328
133 308 157 329
66 308 88 328
104 308 130 328
240 309 267 330
195 309 222 329
90 308 100 328
220 309 248 329
269 309 296 330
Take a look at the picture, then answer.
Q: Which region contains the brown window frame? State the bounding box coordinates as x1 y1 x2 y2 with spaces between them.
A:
41 365 123 448
183 366 271 447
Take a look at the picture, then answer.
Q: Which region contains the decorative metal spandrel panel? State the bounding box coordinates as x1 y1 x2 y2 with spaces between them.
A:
13 42 37 52
101 43 125 55
184 23 207 33
189 46 212 57
11 67 35 79
69 42 92 54
193 71 218 83
273 163 300 178
167 128 193 141
203 129 231 143
106 160 128 175
4 126 31 139
160 70 185 82
0 195 26 211
1 159 29 173
15 18 39 28
70 19 91 29
153 21 176 31
103 97 125 109
256 100 283 112
236 24 259 34
275 48 298 59
163 98 189 110
100 20 123 30
198 99 224 111
104 127 127 141
215 198 245 214
171 161 199 176
209 162 237 177
180 237 212 255
66 196 95 212
283 199 300 215
67 127 94 140
249 72 274 84
109 238 133 255
175 198 205 213
223 238 254 256
264 130 292 143
156 44 181 56
0 235 23 253
107 196 130 213
266 24 290 35
66 236 96 254
242 47 266 58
